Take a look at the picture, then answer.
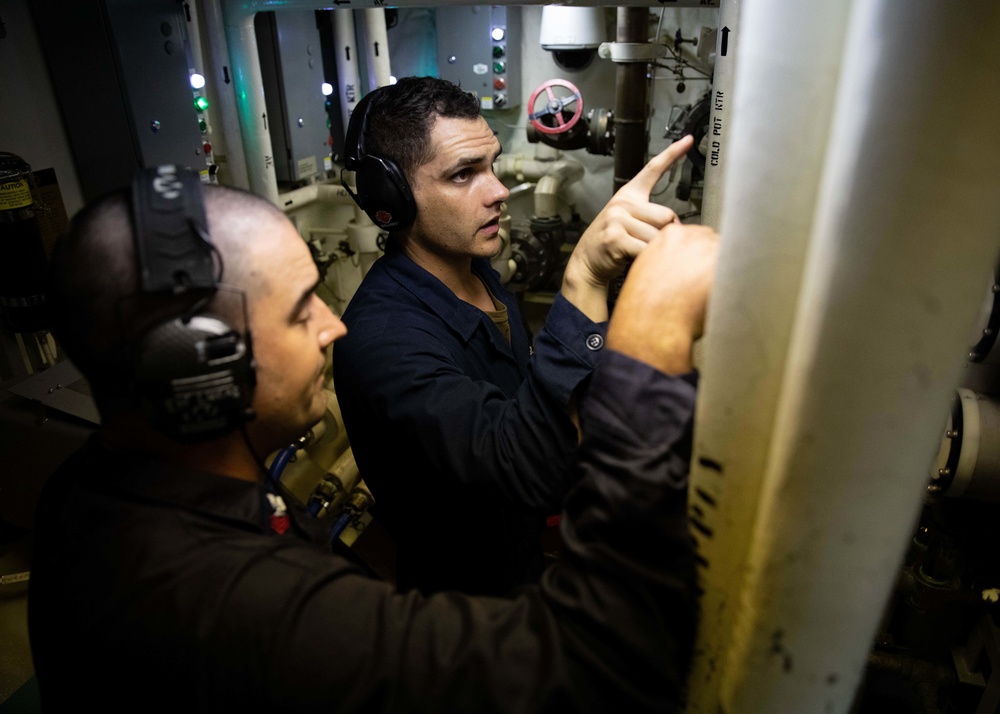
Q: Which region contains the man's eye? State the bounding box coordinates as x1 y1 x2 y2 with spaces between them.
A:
296 311 312 324
452 169 472 182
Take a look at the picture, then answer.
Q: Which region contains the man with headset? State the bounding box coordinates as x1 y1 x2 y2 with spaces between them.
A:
334 76 696 595
28 164 719 711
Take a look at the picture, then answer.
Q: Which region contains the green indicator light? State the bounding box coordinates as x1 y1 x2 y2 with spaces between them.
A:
493 61 505 74
493 45 504 58
194 96 210 111
198 119 207 132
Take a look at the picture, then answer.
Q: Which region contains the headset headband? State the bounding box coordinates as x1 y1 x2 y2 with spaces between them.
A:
131 165 216 293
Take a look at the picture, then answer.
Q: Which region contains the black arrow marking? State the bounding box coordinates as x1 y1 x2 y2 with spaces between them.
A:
333 0 350 5
345 46 351 62
721 26 730 56
262 113 268 130
374 41 380 57
223 66 230 84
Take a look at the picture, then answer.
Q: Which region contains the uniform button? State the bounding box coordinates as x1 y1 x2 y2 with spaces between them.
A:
586 334 604 351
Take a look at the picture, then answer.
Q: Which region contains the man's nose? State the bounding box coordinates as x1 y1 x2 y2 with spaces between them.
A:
488 173 510 205
317 299 347 347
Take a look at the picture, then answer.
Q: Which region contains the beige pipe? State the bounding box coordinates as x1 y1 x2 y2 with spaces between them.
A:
721 2 1000 712
685 1 852 709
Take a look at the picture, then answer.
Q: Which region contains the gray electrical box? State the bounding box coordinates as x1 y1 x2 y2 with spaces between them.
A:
31 0 207 201
256 11 331 184
436 6 521 111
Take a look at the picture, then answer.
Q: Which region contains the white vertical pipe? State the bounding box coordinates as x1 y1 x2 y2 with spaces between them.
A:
362 8 392 90
722 3 1000 712
698 0 739 230
333 9 362 132
202 0 250 189
222 2 279 204
684 1 852 710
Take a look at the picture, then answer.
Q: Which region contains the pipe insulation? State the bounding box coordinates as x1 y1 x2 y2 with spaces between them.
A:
698 0 740 230
361 9 392 92
333 9 362 136
495 155 585 218
222 5 280 203
684 1 852 709
201 0 249 189
721 3 1000 712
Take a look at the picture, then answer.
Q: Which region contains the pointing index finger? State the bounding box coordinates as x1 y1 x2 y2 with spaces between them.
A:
622 135 695 198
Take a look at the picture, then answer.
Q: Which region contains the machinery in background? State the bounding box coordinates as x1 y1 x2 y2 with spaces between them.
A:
436 5 521 111
0 153 69 384
30 0 212 202
266 390 377 551
0 154 50 337
664 89 712 209
849 273 1000 712
255 10 333 185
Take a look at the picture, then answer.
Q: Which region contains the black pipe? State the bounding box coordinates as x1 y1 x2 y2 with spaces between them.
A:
613 7 650 193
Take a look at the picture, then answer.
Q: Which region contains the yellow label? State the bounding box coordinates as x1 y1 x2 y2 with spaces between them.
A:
0 178 33 210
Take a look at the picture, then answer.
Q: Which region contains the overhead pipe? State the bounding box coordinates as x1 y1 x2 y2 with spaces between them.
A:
721 2 1000 712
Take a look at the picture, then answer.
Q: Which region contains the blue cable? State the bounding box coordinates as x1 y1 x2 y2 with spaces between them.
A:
268 445 297 489
329 510 353 543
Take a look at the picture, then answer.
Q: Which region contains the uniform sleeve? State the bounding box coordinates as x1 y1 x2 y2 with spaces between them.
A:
210 351 699 713
335 292 607 511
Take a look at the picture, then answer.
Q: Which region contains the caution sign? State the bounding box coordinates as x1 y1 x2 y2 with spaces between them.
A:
0 179 33 211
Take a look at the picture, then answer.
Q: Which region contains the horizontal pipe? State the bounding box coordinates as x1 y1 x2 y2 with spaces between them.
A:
278 183 356 213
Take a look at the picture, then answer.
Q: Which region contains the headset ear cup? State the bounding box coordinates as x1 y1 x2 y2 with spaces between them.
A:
355 155 416 230
133 316 255 441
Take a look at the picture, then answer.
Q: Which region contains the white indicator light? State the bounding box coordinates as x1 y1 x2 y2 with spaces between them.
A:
491 27 505 42
321 82 334 96
190 73 206 89
389 75 398 85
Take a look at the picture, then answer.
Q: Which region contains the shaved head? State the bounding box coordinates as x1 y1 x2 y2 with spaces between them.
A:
48 184 291 415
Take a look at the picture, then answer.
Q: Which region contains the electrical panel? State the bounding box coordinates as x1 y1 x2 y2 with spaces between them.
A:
30 0 207 201
255 11 332 184
436 6 521 111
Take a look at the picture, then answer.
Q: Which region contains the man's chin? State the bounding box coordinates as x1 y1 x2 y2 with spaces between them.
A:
482 235 504 260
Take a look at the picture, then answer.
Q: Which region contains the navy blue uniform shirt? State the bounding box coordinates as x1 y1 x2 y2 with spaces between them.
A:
333 239 608 595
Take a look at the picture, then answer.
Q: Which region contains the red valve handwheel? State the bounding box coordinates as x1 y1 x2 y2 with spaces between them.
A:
527 79 584 135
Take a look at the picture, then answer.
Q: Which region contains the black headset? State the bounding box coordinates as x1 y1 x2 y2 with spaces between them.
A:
342 87 417 231
129 165 256 441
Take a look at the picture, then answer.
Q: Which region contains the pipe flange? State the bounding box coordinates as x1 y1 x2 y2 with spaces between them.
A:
587 108 614 156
